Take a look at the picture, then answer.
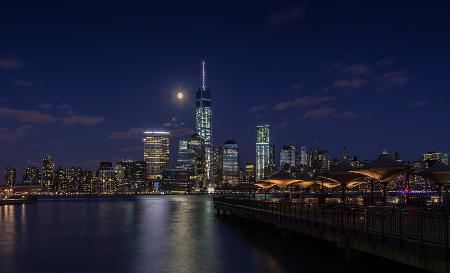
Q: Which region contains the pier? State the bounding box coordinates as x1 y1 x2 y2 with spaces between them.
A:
214 196 450 273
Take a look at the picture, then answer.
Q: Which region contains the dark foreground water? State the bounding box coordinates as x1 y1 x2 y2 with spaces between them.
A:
0 196 425 273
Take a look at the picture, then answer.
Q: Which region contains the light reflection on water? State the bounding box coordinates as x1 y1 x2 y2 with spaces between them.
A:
0 196 424 273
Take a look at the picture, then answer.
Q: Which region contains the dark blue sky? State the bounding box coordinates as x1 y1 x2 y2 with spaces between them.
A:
1 0 450 174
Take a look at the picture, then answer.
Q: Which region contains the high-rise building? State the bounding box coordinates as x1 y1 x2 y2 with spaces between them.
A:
300 146 307 165
23 166 40 185
79 170 95 193
4 167 16 189
307 142 329 171
188 133 206 188
97 162 116 193
176 140 193 171
143 131 170 179
214 146 223 185
422 151 448 168
280 144 298 172
65 167 82 193
134 161 148 192
222 140 239 184
42 154 55 191
116 160 136 192
195 61 213 182
256 125 270 181
244 162 255 183
55 167 67 193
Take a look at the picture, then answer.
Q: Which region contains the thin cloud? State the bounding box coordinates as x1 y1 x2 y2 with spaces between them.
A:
380 70 410 86
303 107 336 119
339 63 373 76
410 100 430 108
0 107 56 124
109 128 144 140
0 125 32 142
11 79 37 87
333 78 367 90
0 55 22 70
63 115 105 126
273 96 335 111
250 105 267 113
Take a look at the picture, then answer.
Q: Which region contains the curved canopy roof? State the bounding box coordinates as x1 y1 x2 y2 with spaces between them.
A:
256 172 319 189
350 153 407 182
418 162 450 183
318 161 363 185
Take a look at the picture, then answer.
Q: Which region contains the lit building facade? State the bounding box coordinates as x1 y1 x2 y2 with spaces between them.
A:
300 146 307 165
97 162 116 193
422 151 449 168
256 125 270 181
4 167 16 189
42 154 55 191
244 162 255 183
214 146 223 185
280 144 298 172
222 140 239 184
188 133 206 187
23 166 41 185
195 61 213 181
143 131 170 178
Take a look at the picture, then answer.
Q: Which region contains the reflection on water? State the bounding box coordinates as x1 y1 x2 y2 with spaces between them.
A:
0 196 425 273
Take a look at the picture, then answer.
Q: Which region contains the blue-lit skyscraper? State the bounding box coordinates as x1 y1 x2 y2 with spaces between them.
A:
195 61 213 183
256 125 270 181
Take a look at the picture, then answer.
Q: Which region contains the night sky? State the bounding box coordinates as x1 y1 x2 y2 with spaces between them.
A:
1 0 450 175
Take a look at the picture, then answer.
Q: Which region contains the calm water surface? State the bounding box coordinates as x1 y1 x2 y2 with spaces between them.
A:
0 196 423 273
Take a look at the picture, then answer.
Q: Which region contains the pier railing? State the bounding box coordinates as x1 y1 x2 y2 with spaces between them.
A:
213 197 450 248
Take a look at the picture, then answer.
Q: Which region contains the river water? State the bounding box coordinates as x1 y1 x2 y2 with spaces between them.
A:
0 195 424 273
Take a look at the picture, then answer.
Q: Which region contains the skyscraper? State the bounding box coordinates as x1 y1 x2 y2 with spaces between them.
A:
188 133 206 188
97 162 116 193
244 162 255 183
4 167 16 189
23 166 41 185
256 125 270 181
143 131 170 179
222 140 239 184
195 61 213 182
42 154 55 191
280 144 298 172
213 146 223 185
300 146 307 165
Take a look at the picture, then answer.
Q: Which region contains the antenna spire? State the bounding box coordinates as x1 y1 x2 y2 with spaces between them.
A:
202 60 206 90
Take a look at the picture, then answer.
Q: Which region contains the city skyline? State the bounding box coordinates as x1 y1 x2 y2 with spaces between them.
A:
1 0 450 175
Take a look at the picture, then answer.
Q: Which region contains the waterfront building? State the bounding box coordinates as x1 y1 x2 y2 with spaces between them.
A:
42 154 55 191
143 131 170 179
300 146 307 165
97 162 116 193
65 167 82 193
134 160 148 192
307 142 330 171
280 144 298 172
4 167 16 189
244 162 255 183
195 61 213 181
214 146 223 185
176 140 193 171
222 140 239 184
188 133 206 188
116 160 133 192
256 125 270 181
422 151 448 168
79 170 95 193
23 166 40 185
54 167 67 193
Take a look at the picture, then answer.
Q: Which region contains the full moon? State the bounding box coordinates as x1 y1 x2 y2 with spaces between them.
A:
177 91 184 100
